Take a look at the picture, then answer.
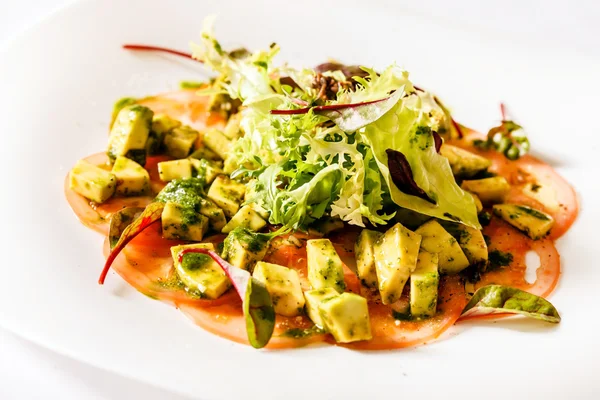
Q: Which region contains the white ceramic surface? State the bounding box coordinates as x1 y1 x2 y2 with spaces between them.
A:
0 0 598 398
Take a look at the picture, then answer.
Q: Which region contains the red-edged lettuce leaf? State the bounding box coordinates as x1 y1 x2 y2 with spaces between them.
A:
178 248 275 348
108 207 144 249
386 149 436 204
99 202 165 284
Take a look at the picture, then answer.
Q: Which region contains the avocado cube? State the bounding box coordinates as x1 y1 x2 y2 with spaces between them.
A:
222 228 269 271
108 105 153 165
110 97 137 129
253 261 305 317
164 126 198 159
221 205 267 234
152 113 182 134
170 243 230 299
203 128 233 160
354 230 382 288
468 191 483 213
308 218 344 237
206 175 246 217
440 144 492 178
415 220 470 274
69 160 116 203
306 239 346 293
493 204 554 240
410 251 439 318
223 112 243 140
445 224 488 266
190 158 222 185
161 202 209 241
461 177 510 204
223 154 238 174
189 146 222 162
111 156 150 196
303 288 339 329
318 293 372 343
146 114 182 155
522 182 560 213
198 197 227 231
373 223 422 305
157 159 192 182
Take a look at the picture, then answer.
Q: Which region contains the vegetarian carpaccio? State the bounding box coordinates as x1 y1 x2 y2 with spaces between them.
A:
65 22 577 349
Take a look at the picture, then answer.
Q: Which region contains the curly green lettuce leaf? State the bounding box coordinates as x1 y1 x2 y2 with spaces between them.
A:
191 16 279 104
461 285 560 323
359 94 480 228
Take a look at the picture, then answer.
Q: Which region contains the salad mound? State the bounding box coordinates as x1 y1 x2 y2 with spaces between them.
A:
64 19 577 349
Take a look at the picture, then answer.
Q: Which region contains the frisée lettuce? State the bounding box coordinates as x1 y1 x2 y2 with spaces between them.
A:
191 18 479 230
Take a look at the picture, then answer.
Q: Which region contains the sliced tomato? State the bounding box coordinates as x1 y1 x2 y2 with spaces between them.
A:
475 218 560 297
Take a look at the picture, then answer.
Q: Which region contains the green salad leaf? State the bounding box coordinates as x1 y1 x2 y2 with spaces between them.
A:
190 18 478 231
359 93 480 227
461 285 561 323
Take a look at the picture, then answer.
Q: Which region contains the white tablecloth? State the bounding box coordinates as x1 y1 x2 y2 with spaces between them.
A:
1 1 597 398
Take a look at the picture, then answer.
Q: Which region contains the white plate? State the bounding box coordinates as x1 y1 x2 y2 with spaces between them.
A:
0 0 598 398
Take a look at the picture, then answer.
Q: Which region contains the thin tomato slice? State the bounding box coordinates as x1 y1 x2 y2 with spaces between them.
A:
476 218 560 298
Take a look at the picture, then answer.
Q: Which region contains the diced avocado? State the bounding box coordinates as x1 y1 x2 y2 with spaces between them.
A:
152 113 182 135
318 293 372 343
493 204 555 239
444 223 488 266
198 197 227 231
164 126 198 159
223 112 243 140
410 250 439 318
394 208 431 230
306 239 346 293
110 97 137 129
303 288 339 329
522 182 560 213
208 91 241 118
440 144 492 178
223 154 238 174
373 223 422 305
189 146 222 162
415 220 470 274
221 205 266 233
190 158 222 185
69 160 116 203
203 128 233 160
147 114 182 155
468 191 483 213
157 159 192 182
111 156 150 196
107 104 153 165
461 177 510 204
162 201 209 241
308 218 344 237
354 230 382 288
170 243 230 299
222 228 269 271
253 261 305 317
206 175 246 217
